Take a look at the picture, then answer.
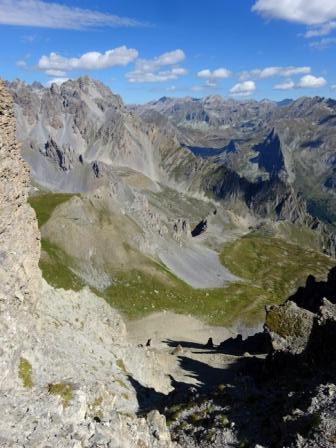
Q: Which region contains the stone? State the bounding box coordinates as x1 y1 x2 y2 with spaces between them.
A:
265 301 315 354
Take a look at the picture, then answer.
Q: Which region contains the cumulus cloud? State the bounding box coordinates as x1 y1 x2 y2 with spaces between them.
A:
252 0 336 26
45 77 69 87
0 0 145 30
273 75 327 90
297 74 327 88
252 1 336 37
240 66 311 80
132 49 185 73
38 47 138 73
127 68 187 83
126 49 187 83
230 81 256 96
273 80 295 90
197 68 231 80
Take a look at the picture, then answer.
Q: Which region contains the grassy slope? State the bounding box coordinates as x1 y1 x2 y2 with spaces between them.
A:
28 193 75 227
30 193 335 326
219 233 334 323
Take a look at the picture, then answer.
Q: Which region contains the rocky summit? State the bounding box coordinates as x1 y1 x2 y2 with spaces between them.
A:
1 75 336 448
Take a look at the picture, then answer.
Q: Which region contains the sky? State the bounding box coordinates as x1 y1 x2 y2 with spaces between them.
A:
1 0 336 103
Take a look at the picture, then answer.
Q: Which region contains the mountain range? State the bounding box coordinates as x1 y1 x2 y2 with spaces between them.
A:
7 77 336 260
2 77 336 447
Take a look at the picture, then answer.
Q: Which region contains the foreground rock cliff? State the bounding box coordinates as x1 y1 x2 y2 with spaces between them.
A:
0 80 175 447
165 269 336 448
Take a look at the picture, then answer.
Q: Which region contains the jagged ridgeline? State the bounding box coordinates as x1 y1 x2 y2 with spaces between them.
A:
7 76 336 326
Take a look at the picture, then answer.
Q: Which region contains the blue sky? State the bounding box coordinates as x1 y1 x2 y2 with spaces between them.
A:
1 0 336 103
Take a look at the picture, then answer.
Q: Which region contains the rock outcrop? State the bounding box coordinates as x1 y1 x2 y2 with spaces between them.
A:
157 266 336 448
0 80 41 390
266 266 336 361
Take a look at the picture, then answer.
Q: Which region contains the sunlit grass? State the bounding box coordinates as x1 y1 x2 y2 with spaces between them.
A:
28 192 75 227
30 192 334 326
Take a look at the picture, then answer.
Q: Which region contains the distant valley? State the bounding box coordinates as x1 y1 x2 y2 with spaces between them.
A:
8 76 336 326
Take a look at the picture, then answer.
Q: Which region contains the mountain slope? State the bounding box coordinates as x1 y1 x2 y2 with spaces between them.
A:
135 94 336 229
9 77 163 190
8 77 336 326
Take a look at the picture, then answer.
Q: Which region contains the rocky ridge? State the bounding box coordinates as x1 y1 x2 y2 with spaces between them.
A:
157 268 336 448
135 94 336 256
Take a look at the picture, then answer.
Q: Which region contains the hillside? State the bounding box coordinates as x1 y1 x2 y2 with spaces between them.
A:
5 77 335 327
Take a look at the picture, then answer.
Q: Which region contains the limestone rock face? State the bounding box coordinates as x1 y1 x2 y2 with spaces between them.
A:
0 80 42 389
0 80 41 304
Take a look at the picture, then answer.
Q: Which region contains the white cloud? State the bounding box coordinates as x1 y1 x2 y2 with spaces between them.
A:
230 81 256 96
240 66 311 80
191 81 218 92
38 47 138 73
273 80 295 90
273 75 327 90
305 22 336 37
197 68 231 80
253 1 336 37
0 0 145 30
45 69 67 76
126 49 187 83
205 80 217 88
331 85 336 90
45 77 69 87
127 68 187 83
309 37 336 49
297 75 327 88
133 49 185 73
252 0 336 26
